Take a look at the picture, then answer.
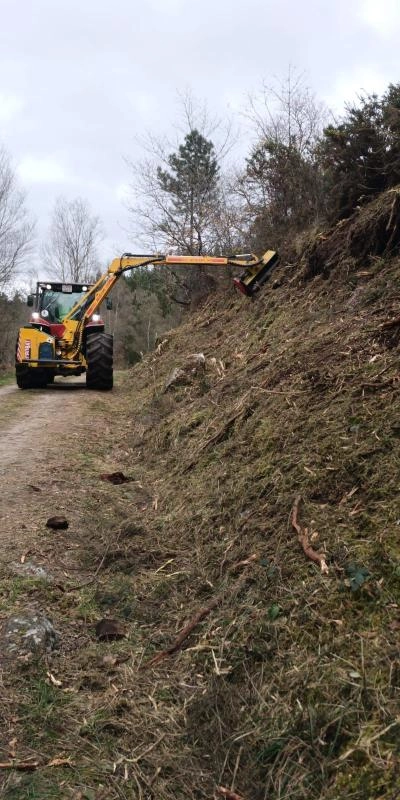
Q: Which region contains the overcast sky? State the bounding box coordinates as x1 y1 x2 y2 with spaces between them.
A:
0 0 398 268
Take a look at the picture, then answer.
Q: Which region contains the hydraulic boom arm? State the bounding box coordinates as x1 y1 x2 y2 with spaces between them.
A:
63 249 279 328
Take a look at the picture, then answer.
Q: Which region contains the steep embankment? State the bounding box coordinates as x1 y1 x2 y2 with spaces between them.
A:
2 189 400 799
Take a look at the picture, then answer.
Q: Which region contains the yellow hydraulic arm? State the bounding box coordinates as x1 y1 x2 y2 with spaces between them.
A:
63 249 279 329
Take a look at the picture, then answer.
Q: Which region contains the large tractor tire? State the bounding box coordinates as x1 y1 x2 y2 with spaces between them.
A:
16 366 48 389
86 333 113 391
16 367 34 389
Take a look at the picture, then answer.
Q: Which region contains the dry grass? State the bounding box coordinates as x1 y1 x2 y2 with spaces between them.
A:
2 190 400 799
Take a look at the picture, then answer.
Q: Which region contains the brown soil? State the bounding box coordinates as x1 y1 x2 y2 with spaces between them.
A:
0 379 91 563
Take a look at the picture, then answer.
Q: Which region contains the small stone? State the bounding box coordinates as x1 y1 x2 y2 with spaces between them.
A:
1 612 59 658
186 353 206 368
11 562 51 580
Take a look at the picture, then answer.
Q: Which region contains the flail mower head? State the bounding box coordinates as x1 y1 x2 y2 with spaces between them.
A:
233 250 279 297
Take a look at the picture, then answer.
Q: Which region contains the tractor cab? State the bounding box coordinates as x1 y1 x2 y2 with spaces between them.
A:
28 282 93 324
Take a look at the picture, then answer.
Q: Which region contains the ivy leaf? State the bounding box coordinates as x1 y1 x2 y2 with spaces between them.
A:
345 562 371 592
268 604 281 621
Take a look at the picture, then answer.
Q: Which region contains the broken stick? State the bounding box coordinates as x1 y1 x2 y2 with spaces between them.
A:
145 599 219 667
291 495 328 575
0 757 72 771
380 316 400 330
144 567 252 668
217 787 246 800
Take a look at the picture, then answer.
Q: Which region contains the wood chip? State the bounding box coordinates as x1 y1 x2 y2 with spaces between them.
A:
95 619 127 641
46 516 69 530
100 472 133 485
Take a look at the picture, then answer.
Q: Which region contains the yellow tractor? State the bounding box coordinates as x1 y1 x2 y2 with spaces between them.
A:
15 250 278 390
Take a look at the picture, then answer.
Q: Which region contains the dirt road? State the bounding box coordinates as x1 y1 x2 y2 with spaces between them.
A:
0 378 94 563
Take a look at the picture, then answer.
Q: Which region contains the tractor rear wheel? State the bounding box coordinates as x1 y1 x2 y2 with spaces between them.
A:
86 333 113 391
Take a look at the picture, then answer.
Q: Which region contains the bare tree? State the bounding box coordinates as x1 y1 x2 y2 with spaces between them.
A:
42 197 103 282
0 148 35 290
245 67 327 155
237 69 329 249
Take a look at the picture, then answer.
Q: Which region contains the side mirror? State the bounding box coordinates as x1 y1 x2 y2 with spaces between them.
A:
106 298 113 310
27 295 34 307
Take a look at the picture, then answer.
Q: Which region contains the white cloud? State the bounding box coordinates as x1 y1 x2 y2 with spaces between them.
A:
115 182 131 203
358 0 400 37
17 156 68 184
0 91 23 123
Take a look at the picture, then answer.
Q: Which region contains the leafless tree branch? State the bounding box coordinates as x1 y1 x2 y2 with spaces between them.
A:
42 196 103 282
0 148 35 291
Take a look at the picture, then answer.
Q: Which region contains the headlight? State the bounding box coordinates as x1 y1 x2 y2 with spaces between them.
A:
91 314 101 322
31 312 40 320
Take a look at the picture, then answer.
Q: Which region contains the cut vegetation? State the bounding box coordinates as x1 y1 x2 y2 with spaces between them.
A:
1 189 400 799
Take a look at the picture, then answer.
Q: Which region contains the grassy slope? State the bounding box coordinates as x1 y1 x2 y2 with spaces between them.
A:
2 192 400 799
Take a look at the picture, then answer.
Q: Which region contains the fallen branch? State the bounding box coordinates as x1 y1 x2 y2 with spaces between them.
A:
339 716 400 762
144 568 252 668
145 599 219 667
380 316 400 330
291 496 328 575
201 405 253 451
216 787 246 800
361 373 400 391
0 757 71 771
386 189 400 232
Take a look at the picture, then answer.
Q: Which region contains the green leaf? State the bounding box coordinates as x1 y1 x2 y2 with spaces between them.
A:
345 562 371 592
268 603 281 621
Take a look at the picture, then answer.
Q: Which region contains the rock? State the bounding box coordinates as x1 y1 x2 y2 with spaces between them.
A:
164 367 188 391
11 561 51 580
164 354 206 392
46 516 69 530
1 612 59 657
186 352 206 368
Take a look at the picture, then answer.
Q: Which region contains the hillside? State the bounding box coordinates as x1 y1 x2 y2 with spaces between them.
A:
2 188 400 800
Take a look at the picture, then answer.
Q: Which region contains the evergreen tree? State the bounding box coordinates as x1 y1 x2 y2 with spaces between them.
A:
156 129 220 254
320 84 400 219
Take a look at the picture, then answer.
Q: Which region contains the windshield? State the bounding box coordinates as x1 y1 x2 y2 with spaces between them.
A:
39 290 86 323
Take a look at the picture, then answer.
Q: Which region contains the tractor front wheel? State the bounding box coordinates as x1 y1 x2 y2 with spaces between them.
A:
16 367 48 389
16 367 34 389
86 333 113 391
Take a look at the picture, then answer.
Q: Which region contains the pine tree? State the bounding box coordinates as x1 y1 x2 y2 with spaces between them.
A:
156 129 219 254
